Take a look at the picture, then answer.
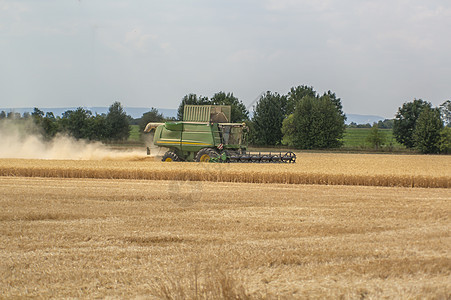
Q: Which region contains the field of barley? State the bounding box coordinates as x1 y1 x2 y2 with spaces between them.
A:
0 153 450 298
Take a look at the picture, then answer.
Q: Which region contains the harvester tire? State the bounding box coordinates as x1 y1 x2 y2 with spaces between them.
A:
195 148 219 162
162 151 181 162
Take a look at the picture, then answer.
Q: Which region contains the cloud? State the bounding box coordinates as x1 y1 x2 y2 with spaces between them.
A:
0 1 29 13
264 0 333 12
109 27 173 57
0 2 29 35
228 49 265 63
124 28 157 53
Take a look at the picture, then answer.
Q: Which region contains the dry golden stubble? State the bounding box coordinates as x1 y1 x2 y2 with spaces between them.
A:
0 176 450 298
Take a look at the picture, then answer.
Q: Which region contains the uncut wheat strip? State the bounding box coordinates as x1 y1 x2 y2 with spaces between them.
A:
3 157 451 186
1 155 449 178
0 166 427 187
1 165 450 188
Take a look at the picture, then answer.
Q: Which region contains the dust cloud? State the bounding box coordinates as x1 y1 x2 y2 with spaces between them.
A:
142 130 167 157
0 120 153 161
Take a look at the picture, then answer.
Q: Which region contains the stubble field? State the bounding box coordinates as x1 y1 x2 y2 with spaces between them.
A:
0 153 450 299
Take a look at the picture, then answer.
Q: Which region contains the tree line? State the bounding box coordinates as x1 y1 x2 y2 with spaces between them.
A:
2 89 450 154
175 87 347 149
171 87 450 154
1 102 130 142
347 100 451 153
348 119 394 129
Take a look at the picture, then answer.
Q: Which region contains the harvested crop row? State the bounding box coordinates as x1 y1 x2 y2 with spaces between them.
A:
1 153 450 188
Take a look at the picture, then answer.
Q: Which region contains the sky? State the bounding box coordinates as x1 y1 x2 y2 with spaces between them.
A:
0 0 450 118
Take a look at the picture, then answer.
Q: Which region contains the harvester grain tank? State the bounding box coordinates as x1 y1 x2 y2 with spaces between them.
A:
144 105 296 163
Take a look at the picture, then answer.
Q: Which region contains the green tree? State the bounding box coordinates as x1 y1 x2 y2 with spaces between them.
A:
30 108 60 139
413 107 443 154
393 99 432 148
86 114 108 141
285 95 316 148
32 108 44 119
105 101 130 141
41 112 59 140
31 108 44 125
439 100 451 127
243 119 256 144
366 124 386 150
439 127 451 154
0 111 6 119
281 113 296 146
210 91 249 122
139 108 165 132
177 94 210 120
127 115 137 125
251 92 287 146
60 108 92 139
323 90 346 122
377 119 394 129
283 94 345 149
286 85 316 115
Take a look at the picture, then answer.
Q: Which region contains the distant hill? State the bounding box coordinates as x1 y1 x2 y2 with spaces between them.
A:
1 107 387 124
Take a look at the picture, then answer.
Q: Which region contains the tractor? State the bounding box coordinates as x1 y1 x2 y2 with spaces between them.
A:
144 105 296 163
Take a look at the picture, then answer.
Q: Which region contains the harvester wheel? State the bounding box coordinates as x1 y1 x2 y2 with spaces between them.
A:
195 148 219 162
162 151 180 162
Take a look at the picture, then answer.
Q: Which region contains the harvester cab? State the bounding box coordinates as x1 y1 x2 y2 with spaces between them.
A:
144 105 295 163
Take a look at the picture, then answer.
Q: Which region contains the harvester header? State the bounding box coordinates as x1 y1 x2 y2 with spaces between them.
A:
144 105 296 163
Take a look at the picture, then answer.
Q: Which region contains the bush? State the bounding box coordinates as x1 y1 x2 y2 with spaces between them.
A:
366 125 386 150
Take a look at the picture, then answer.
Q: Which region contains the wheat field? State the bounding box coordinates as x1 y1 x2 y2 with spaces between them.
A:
1 153 450 187
0 154 450 298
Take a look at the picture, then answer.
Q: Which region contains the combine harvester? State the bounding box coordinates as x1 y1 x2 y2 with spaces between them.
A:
144 105 296 163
